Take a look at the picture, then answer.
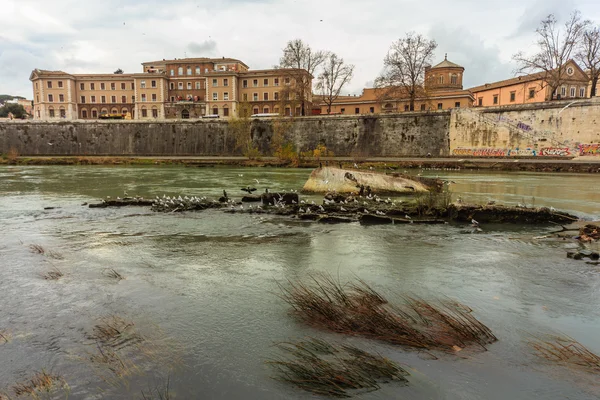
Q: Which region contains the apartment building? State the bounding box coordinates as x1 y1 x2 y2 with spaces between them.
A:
30 57 311 120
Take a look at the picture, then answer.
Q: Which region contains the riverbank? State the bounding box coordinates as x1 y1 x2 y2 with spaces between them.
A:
2 155 600 173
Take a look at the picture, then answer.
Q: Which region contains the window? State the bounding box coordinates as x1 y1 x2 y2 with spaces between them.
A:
170 82 174 90
285 107 291 116
223 78 228 87
370 107 375 113
420 104 426 111
580 87 586 98
82 109 87 118
59 94 64 102
263 92 269 101
263 107 269 113
121 95 126 103
81 96 86 103
340 108 345 114
187 82 192 90
195 82 201 90
285 92 291 101
561 86 567 97
57 81 63 88
213 107 218 115
178 82 183 90
49 108 55 117
111 108 118 114
152 108 158 118
451 74 458 85
224 92 229 101
570 87 576 97
48 94 54 102
212 78 218 87
141 94 146 102
455 102 461 108
274 78 279 86
91 83 95 90
213 92 218 101
111 95 116 103
437 103 443 110
101 83 105 90
141 108 147 117
187 67 192 76
151 94 157 101
510 92 516 102
80 83 85 90
36 82 38 89
567 67 574 75
170 96 175 102
478 98 483 106
355 107 360 114
151 80 156 88
253 79 258 87
274 92 279 101
111 82 116 90
121 108 128 115
264 78 268 86
178 67 183 75
438 76 444 84
170 70 174 76
285 77 290 85
195 67 200 75
101 96 106 103
92 109 97 118
140 80 146 89
132 95 135 102
404 105 410 111
60 108 66 118
131 83 134 90
253 93 258 101
243 80 248 88
493 95 498 105
223 107 229 117
37 95 39 102
529 89 535 99
121 82 126 90
253 107 259 114
47 81 53 88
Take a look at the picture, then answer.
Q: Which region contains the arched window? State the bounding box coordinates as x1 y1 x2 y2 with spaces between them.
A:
223 106 229 117
91 108 98 118
383 103 394 113
101 108 108 116
263 107 269 114
111 108 118 114
451 74 458 85
170 82 174 90
59 107 66 118
141 106 147 118
274 106 280 114
438 76 444 84
81 109 88 119
253 107 259 115
121 108 128 115
212 107 218 115
181 109 189 119
152 106 159 118
48 107 55 118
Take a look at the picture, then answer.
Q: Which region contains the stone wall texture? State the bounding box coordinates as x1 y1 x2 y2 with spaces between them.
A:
0 112 451 157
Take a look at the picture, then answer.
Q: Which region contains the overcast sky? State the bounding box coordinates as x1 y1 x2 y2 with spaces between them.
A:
2 0 599 98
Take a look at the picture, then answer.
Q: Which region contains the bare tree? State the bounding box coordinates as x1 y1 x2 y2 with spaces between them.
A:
279 39 327 115
316 53 355 114
513 11 588 100
576 25 600 97
374 32 437 111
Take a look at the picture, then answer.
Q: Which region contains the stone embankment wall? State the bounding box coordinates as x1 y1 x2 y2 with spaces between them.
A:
449 99 600 157
0 113 451 157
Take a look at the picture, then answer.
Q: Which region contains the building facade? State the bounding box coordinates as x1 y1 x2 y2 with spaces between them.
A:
469 60 589 107
313 56 474 115
30 57 311 120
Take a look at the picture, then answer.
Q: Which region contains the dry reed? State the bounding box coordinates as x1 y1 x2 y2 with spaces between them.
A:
104 268 125 281
12 370 69 399
41 267 64 281
529 335 600 373
278 274 497 352
267 338 408 397
140 375 172 400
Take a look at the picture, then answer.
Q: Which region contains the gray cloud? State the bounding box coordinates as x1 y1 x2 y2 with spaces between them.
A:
187 40 218 56
512 0 577 37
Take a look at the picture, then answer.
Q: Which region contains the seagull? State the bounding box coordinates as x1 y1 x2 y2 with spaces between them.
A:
254 179 260 184
340 206 347 212
405 214 411 220
238 174 244 177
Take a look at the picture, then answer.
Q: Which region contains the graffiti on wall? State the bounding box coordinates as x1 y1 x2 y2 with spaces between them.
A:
539 147 571 157
452 146 573 157
452 148 507 157
508 148 537 156
578 143 600 156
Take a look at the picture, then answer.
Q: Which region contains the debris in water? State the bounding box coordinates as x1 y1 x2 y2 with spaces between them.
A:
529 335 600 373
12 370 69 398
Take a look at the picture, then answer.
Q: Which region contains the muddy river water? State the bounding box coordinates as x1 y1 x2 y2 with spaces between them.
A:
0 165 599 399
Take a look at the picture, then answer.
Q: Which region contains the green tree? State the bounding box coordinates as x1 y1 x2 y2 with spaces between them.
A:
0 103 28 119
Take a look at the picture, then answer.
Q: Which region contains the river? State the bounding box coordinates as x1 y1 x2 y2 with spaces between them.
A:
0 165 599 399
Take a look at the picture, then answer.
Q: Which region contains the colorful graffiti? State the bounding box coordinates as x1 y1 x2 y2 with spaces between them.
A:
540 147 571 157
452 148 507 157
508 148 537 156
578 143 600 156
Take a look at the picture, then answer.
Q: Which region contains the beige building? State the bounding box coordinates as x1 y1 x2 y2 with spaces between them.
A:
30 57 311 120
313 56 474 114
469 60 589 107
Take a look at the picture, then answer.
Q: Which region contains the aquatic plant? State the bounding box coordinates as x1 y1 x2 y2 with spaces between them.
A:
12 370 69 399
267 337 408 397
278 274 497 352
104 268 125 281
41 267 64 281
88 315 143 350
139 375 172 400
29 244 63 260
529 335 600 373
